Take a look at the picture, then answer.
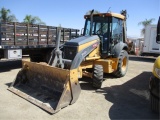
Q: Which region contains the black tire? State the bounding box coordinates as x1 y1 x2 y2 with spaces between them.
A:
113 50 129 78
150 93 159 113
92 65 103 89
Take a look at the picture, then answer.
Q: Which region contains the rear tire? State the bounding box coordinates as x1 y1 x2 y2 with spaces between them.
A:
113 50 129 77
150 93 159 113
92 65 103 89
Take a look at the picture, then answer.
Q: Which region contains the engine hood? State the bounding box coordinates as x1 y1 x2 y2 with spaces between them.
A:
64 35 99 46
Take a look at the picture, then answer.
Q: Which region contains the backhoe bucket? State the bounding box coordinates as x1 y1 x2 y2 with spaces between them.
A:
8 61 81 114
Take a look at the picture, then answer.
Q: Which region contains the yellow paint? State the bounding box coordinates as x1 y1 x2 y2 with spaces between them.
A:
153 56 160 79
70 69 79 84
78 39 99 52
81 61 94 69
80 58 118 76
94 58 118 73
88 46 100 57
85 56 100 60
121 57 127 72
78 40 101 61
84 12 125 20
78 67 83 78
109 13 125 19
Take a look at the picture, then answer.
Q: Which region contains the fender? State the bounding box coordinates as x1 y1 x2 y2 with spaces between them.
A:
111 42 128 57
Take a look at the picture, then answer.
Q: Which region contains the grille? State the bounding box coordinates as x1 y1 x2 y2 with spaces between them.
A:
64 46 77 60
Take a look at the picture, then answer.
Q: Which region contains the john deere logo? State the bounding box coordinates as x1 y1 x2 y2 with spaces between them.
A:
69 51 72 55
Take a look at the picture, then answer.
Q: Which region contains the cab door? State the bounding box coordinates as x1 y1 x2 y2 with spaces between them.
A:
111 17 123 47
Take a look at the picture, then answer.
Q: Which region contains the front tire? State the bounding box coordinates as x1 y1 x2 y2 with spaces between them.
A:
92 65 103 89
113 50 129 77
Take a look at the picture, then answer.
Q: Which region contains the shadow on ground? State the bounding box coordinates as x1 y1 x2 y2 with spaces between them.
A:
79 73 115 91
0 60 22 73
3 58 159 119
93 72 159 119
129 55 156 63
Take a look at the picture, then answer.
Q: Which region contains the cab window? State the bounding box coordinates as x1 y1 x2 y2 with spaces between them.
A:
112 17 123 42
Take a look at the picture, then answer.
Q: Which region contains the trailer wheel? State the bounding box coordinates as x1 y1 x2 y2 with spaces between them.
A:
150 93 159 113
113 50 129 77
92 65 103 89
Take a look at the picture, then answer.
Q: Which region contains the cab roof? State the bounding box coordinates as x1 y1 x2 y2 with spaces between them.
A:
84 12 125 20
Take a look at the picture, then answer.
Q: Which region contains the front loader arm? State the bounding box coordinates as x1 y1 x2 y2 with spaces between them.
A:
48 28 64 68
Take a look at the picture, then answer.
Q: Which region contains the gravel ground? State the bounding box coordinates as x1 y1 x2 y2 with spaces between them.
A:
0 56 159 120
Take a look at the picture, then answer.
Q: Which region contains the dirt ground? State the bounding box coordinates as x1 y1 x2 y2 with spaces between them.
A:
0 55 159 120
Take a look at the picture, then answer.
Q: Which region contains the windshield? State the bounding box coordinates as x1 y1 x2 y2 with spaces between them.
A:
84 16 110 36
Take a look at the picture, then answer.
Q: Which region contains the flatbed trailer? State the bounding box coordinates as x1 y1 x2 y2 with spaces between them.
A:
0 22 79 62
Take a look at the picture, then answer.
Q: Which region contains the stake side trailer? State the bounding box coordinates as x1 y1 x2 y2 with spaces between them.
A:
0 22 79 62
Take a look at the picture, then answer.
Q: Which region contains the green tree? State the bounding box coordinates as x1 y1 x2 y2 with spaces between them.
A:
23 15 45 25
138 18 155 36
0 7 18 22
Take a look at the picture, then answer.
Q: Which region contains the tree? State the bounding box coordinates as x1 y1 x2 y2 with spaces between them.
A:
138 18 155 36
23 15 45 25
0 7 18 22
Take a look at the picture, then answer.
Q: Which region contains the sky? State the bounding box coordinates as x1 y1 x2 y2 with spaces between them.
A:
0 0 159 38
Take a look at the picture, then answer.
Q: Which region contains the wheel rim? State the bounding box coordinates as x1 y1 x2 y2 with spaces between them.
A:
121 57 127 72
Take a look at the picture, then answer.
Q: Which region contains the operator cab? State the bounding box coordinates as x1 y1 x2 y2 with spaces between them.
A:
83 12 126 56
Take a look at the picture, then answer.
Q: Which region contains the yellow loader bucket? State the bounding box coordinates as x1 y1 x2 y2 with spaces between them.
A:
8 61 81 114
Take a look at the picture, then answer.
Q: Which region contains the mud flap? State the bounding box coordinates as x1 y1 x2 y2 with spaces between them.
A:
8 61 81 114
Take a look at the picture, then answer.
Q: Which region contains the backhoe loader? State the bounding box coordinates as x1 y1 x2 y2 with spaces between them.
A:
8 10 129 114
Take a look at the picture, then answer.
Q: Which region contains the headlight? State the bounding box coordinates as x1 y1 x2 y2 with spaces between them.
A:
155 68 160 78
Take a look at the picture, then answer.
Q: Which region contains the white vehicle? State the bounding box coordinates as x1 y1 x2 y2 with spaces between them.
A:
142 25 160 56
